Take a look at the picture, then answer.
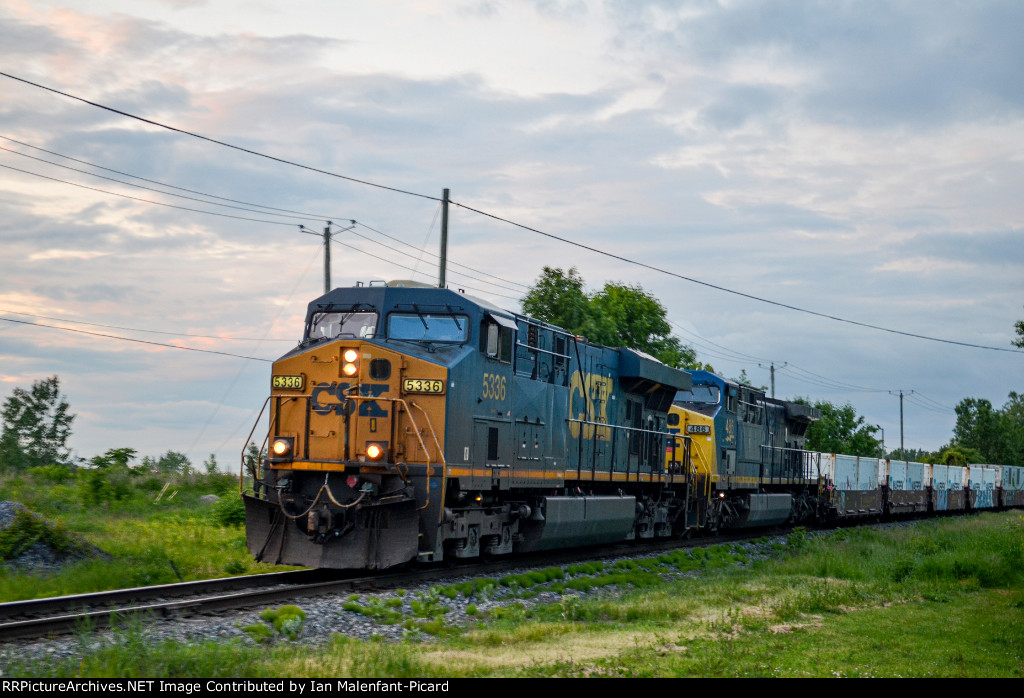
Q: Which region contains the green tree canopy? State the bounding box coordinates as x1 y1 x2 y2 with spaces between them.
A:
795 398 883 457
951 392 1024 465
156 450 192 475
520 266 589 333
520 267 708 370
89 447 138 469
0 375 75 472
1013 307 1023 348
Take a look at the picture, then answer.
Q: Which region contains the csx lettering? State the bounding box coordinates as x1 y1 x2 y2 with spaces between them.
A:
568 371 612 441
481 373 506 401
311 382 389 417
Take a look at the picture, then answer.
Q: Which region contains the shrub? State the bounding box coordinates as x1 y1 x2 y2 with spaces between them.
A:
258 605 306 641
211 493 246 526
0 508 92 561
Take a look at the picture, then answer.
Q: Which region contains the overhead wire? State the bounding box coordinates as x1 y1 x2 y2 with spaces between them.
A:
0 309 294 342
0 162 302 227
0 134 334 219
0 316 274 361
1 136 531 300
0 71 439 203
10 71 1017 354
0 143 314 222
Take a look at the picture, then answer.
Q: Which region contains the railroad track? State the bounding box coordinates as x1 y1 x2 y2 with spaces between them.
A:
0 531 777 642
0 569 354 641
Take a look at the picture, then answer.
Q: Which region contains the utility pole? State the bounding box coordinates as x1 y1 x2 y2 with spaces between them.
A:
438 188 449 289
323 222 332 295
889 389 914 454
758 361 786 399
298 221 355 294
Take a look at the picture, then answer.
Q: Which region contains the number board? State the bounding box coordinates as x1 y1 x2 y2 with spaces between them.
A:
403 378 445 394
686 424 711 435
272 375 304 390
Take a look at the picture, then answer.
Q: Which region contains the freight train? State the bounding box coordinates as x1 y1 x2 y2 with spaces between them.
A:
241 281 1024 569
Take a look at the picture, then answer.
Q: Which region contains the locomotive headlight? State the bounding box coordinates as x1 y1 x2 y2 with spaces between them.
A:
271 436 294 459
342 348 359 377
365 443 385 461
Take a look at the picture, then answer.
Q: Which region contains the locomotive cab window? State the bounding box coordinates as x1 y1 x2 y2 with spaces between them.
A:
307 310 378 342
388 313 468 343
481 316 514 363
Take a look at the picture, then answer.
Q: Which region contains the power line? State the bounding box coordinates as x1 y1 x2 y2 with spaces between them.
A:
354 221 532 291
0 144 313 222
0 71 439 203
0 134 335 219
0 162 302 227
5 71 1020 354
0 316 274 361
2 135 531 299
451 201 1024 355
0 309 295 342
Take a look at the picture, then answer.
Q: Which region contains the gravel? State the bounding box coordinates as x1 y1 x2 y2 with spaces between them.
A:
0 535 790 669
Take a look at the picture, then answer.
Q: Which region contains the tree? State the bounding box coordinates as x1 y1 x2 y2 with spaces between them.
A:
0 376 75 472
796 399 883 457
521 266 589 334
156 450 192 475
933 444 984 466
950 393 1024 466
1002 391 1024 466
952 398 1007 464
887 447 932 463
733 369 767 392
521 267 706 369
204 453 219 475
243 441 261 482
89 447 137 469
1013 308 1024 348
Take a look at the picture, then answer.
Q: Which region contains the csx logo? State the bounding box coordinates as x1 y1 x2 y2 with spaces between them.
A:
311 382 389 417
569 370 612 441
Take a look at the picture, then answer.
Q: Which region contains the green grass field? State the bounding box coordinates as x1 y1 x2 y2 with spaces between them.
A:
1 470 1021 679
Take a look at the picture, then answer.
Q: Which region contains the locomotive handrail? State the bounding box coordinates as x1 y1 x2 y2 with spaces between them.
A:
339 392 438 476
566 416 682 484
240 396 272 493
336 391 445 513
239 395 291 495
407 400 448 511
248 390 444 510
759 444 816 486
514 340 571 359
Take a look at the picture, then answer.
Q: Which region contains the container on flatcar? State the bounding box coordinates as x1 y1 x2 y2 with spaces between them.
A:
885 460 928 515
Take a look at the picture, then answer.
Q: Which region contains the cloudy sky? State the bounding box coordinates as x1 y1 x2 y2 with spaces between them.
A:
1 0 1021 469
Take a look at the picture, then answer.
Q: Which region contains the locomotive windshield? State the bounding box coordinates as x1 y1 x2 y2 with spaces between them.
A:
388 313 469 343
677 384 720 405
307 311 378 342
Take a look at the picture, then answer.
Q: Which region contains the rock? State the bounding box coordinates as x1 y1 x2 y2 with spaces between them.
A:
0 500 110 573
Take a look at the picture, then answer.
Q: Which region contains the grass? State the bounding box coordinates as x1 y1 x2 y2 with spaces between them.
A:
3 511 1022 678
0 469 282 601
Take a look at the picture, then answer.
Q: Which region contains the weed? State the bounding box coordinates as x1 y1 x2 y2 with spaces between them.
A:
258 605 306 641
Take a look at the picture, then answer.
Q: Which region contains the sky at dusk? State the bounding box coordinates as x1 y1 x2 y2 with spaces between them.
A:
2 0 1022 469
